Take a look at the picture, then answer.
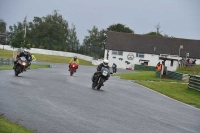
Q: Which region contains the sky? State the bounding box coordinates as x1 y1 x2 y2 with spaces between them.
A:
0 0 200 43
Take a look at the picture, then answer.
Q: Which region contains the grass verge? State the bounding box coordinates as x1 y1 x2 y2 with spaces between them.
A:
114 71 182 82
135 81 200 108
176 65 200 75
0 64 50 71
113 71 200 108
0 49 93 66
0 115 33 133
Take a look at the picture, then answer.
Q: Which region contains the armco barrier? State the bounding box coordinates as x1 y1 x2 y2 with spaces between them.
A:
0 58 15 65
134 64 156 71
188 75 200 92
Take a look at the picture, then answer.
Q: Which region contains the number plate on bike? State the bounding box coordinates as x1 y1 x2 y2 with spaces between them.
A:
102 71 108 76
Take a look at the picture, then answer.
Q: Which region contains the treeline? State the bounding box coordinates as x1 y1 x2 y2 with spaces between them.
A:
0 11 173 58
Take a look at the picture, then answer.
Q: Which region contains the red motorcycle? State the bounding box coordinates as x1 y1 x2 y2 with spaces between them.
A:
69 62 78 76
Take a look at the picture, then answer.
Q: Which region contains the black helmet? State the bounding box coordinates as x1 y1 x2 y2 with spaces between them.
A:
74 56 77 61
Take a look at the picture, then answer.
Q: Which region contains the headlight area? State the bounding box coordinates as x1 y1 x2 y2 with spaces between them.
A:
22 62 26 66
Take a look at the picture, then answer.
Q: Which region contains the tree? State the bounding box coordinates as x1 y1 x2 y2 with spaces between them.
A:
82 26 105 58
10 31 30 49
8 11 70 51
146 32 163 37
67 24 80 52
81 23 134 58
107 23 134 33
0 19 7 49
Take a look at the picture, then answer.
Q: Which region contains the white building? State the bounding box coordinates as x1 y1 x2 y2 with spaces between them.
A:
104 32 200 71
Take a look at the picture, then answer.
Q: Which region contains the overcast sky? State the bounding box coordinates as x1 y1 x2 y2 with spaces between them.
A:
0 0 200 43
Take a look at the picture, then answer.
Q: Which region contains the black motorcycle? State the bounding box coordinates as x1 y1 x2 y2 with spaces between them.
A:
112 67 117 73
112 64 117 73
92 67 112 90
14 56 28 76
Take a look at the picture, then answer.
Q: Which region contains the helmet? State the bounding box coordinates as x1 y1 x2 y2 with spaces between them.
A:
103 59 109 66
23 49 29 55
74 56 77 61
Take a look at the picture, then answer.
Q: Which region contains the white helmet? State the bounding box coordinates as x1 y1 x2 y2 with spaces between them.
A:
23 49 29 55
103 59 109 66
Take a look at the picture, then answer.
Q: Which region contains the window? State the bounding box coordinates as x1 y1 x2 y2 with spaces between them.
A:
118 51 123 55
112 51 118 55
112 50 123 56
136 53 144 58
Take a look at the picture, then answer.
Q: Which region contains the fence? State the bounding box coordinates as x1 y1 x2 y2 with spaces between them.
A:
188 75 200 92
0 58 15 65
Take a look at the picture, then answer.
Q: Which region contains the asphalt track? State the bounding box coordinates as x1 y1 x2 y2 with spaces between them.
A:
0 63 200 133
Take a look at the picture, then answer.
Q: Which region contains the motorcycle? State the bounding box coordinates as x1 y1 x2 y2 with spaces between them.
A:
14 56 28 76
69 62 78 76
92 67 112 90
112 66 117 73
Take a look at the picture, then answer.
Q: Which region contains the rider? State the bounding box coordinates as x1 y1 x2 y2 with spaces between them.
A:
13 49 32 70
69 56 79 71
112 63 117 72
92 59 110 85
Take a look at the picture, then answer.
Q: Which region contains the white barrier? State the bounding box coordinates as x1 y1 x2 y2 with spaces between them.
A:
92 59 103 66
0 45 93 62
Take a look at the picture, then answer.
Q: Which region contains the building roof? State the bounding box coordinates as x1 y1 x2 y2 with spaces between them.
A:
106 31 200 59
159 57 178 61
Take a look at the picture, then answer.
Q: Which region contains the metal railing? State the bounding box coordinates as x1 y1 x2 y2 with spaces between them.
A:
0 58 15 65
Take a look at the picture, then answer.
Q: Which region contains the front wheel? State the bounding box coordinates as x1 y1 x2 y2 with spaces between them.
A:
92 82 97 89
14 65 21 76
70 68 74 76
97 78 104 90
15 71 18 76
96 84 102 90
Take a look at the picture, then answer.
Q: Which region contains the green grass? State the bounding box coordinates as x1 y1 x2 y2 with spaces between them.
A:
114 70 200 108
176 65 200 75
135 81 200 108
0 49 93 66
0 115 33 133
0 49 16 58
0 64 50 71
113 71 182 82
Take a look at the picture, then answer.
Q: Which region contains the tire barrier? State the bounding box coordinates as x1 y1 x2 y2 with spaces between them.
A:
188 75 200 92
134 64 156 71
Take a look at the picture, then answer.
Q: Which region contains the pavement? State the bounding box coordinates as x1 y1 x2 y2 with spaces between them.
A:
0 63 199 133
